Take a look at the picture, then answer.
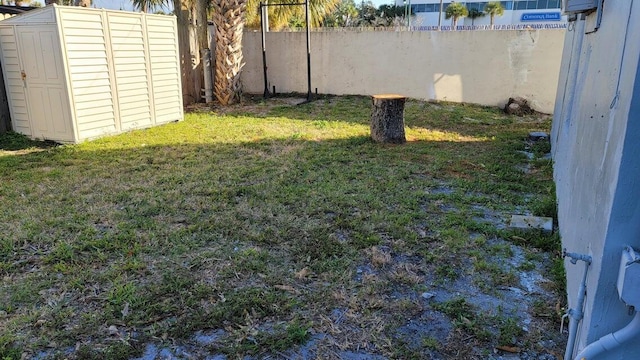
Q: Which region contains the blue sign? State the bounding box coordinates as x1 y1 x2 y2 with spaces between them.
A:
521 12 562 21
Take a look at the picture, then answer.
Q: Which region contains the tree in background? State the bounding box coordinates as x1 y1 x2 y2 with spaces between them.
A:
356 0 377 25
484 1 504 28
41 0 90 7
322 0 358 27
44 0 75 5
444 2 467 30
467 8 484 26
377 4 405 18
323 1 410 27
243 0 340 29
377 4 410 26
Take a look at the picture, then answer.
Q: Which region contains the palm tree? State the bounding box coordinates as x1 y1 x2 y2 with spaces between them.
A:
467 8 484 26
170 0 335 105
484 1 504 29
444 2 467 30
322 0 358 27
243 0 340 29
131 0 168 12
210 0 338 104
211 0 247 105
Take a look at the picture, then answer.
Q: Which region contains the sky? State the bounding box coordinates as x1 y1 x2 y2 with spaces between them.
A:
369 0 394 6
30 0 135 11
92 0 135 10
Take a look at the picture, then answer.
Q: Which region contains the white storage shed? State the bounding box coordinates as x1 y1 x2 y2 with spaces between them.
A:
0 5 183 143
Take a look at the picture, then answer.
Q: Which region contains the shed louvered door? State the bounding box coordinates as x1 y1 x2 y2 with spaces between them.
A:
18 26 72 141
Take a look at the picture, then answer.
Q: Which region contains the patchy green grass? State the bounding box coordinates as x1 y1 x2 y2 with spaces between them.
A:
0 96 563 359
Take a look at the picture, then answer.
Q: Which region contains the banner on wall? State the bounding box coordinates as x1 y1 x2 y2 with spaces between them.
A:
521 12 562 21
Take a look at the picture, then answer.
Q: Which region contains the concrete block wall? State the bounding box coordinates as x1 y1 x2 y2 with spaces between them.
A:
209 29 566 113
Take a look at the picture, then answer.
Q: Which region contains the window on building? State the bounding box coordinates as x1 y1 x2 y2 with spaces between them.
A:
448 0 558 12
427 2 451 12
510 0 561 9
410 4 424 12
548 0 560 8
435 4 443 12
467 2 489 11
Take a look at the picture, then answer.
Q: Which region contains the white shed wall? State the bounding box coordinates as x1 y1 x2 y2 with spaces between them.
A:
59 9 116 140
109 13 153 131
147 16 182 124
0 27 29 135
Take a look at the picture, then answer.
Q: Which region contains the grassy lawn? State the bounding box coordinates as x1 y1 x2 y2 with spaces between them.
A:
0 96 564 359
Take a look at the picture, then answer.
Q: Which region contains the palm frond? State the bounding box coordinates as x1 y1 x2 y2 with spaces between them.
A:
244 0 339 29
131 0 169 12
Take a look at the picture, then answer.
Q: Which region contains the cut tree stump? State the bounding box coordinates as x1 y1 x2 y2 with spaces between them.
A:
370 94 406 144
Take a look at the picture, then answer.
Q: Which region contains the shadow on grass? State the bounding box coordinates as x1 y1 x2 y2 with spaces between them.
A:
0 132 58 151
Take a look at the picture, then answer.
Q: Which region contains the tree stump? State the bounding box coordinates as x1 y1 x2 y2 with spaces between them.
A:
370 94 406 144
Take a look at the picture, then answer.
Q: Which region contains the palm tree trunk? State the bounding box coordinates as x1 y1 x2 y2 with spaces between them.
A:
212 0 247 105
490 14 494 29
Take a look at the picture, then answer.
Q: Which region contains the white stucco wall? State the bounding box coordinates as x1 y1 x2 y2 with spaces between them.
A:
231 29 564 113
552 1 640 358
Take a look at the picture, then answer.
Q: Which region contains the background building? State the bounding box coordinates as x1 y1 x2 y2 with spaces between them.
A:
396 0 566 28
